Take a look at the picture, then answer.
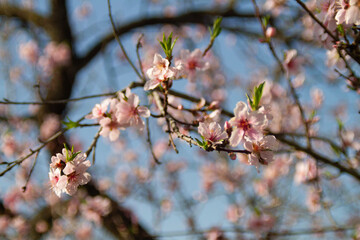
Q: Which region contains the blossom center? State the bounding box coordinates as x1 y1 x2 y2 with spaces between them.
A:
188 60 198 70
68 172 78 182
237 118 251 131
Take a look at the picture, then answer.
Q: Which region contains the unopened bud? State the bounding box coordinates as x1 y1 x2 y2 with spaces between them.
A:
208 101 220 110
224 121 231 131
265 27 276 38
229 152 236 160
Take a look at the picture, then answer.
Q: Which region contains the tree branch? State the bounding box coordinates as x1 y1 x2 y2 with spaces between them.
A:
0 3 49 30
76 9 258 71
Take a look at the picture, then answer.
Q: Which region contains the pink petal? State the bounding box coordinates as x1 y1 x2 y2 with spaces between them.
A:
229 128 243 147
138 106 150 118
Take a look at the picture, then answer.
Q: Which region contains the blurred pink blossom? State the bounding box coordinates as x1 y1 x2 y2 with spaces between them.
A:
19 41 39 64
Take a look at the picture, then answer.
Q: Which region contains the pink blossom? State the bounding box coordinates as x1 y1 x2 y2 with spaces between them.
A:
38 42 71 75
0 216 10 234
335 0 360 25
263 156 291 181
248 214 276 233
86 98 110 120
49 148 91 197
49 168 68 197
244 135 278 169
43 42 71 66
75 223 92 239
283 49 303 76
306 187 321 213
200 164 217 192
265 27 276 38
161 198 173 213
326 49 346 68
1 134 17 157
75 2 92 20
205 227 224 240
116 88 150 130
311 88 324 108
80 196 111 225
198 122 228 145
99 117 122 141
263 0 287 16
229 101 266 147
35 220 49 233
294 158 318 184
176 49 209 82
226 204 243 223
253 180 270 197
9 67 22 83
50 148 68 170
3 188 21 212
62 153 91 195
12 216 29 235
18 41 39 64
40 114 61 140
145 53 175 90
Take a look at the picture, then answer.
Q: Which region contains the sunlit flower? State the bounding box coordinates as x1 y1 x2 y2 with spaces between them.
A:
294 158 318 184
244 135 278 169
62 152 91 196
176 49 209 82
198 122 227 145
335 0 360 25
229 102 266 147
116 88 150 130
49 168 68 197
145 53 175 90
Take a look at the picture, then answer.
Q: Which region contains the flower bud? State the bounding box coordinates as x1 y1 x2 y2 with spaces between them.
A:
265 27 276 38
208 101 220 110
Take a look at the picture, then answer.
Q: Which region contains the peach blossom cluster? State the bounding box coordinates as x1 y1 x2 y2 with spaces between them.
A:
144 49 209 90
86 88 150 141
49 148 91 197
38 42 71 75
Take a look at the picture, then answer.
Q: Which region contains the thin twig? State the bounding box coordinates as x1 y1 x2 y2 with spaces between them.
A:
0 81 144 105
22 150 39 192
294 0 360 65
136 33 146 82
107 0 143 80
0 116 86 177
252 0 311 149
85 127 102 165
203 38 215 57
146 118 161 164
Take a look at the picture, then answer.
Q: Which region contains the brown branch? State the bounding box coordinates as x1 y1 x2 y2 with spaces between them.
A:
273 133 360 182
76 9 258 71
0 3 49 30
163 88 360 182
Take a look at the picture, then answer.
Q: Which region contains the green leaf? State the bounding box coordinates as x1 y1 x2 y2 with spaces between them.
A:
69 151 82 161
337 24 345 36
170 37 178 51
210 17 223 39
336 118 344 131
159 32 177 59
195 138 204 147
208 26 213 36
309 110 317 120
253 81 265 110
262 15 270 28
62 117 80 130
